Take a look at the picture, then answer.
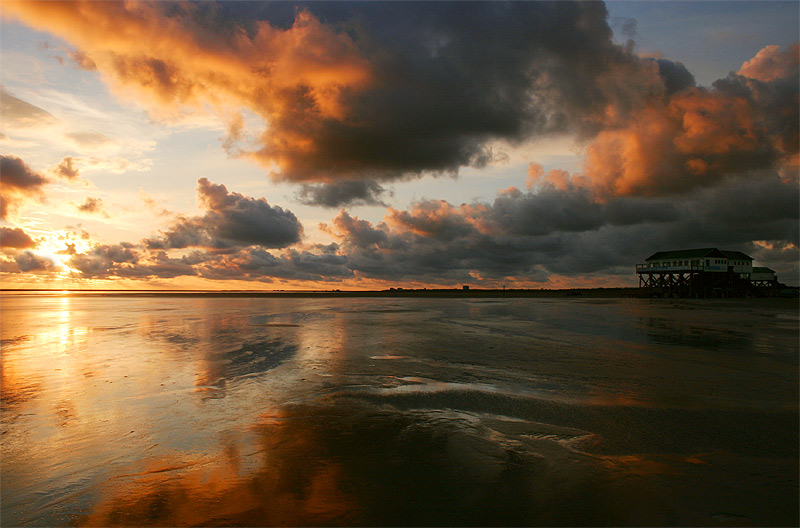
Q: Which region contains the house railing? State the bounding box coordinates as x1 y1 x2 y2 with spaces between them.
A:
636 263 748 273
636 263 707 273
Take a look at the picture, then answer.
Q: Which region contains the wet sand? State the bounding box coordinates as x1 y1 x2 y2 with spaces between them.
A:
1 294 797 526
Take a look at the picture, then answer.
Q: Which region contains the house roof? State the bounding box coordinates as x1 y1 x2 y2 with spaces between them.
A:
645 248 726 261
645 248 753 261
721 250 753 261
752 266 775 274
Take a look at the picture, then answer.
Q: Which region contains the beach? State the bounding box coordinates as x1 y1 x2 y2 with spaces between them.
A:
1 293 797 526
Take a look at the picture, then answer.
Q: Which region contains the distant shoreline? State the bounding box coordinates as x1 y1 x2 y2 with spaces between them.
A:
1 287 797 300
2 287 637 298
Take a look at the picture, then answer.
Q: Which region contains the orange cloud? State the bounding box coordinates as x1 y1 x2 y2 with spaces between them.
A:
385 201 473 240
2 1 371 172
525 163 544 190
580 44 798 198
739 43 799 82
526 163 575 192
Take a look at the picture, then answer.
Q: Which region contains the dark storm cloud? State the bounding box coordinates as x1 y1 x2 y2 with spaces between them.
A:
7 2 795 203
322 172 798 284
193 245 353 283
0 226 36 249
5 1 671 187
653 59 696 95
146 178 303 250
485 187 679 237
57 170 798 285
243 0 660 182
0 154 49 219
296 180 389 208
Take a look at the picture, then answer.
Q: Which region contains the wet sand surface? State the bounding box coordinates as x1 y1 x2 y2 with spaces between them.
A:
1 294 797 526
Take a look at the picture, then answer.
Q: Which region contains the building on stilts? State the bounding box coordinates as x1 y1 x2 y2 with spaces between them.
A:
635 248 782 297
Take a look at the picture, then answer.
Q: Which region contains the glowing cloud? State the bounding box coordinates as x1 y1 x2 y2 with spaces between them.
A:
2 1 675 186
0 154 49 219
580 44 798 198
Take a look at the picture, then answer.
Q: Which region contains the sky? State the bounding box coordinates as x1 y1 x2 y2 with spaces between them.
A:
0 0 797 290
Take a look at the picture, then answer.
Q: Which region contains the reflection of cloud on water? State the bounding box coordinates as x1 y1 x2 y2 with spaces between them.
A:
77 394 799 526
193 338 298 398
77 396 799 527
77 401 606 526
78 405 361 527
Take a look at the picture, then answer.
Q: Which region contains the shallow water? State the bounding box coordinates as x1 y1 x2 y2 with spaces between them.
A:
1 293 797 526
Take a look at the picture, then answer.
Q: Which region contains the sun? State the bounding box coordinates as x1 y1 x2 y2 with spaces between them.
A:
30 229 95 277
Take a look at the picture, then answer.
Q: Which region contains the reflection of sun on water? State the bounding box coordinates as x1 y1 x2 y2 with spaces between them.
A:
58 295 73 346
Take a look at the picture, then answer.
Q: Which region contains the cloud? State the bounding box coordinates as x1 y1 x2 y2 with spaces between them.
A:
67 244 198 279
139 190 173 217
579 44 798 198
41 167 798 286
320 211 390 250
145 178 303 250
15 250 57 272
64 240 353 283
53 181 348 282
64 132 112 148
319 171 798 284
76 196 107 216
0 154 49 218
386 201 476 241
3 2 795 208
739 43 799 82
296 180 389 208
2 1 674 188
191 245 353 283
2 1 370 154
0 226 36 249
69 243 138 276
3 3 797 287
653 59 696 95
52 156 81 180
0 88 57 128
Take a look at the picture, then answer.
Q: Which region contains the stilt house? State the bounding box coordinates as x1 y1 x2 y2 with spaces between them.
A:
637 248 753 276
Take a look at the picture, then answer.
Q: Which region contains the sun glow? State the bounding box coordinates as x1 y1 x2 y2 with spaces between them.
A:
28 229 95 276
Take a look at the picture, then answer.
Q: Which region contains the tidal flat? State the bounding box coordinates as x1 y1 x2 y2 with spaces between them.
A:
1 293 797 526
